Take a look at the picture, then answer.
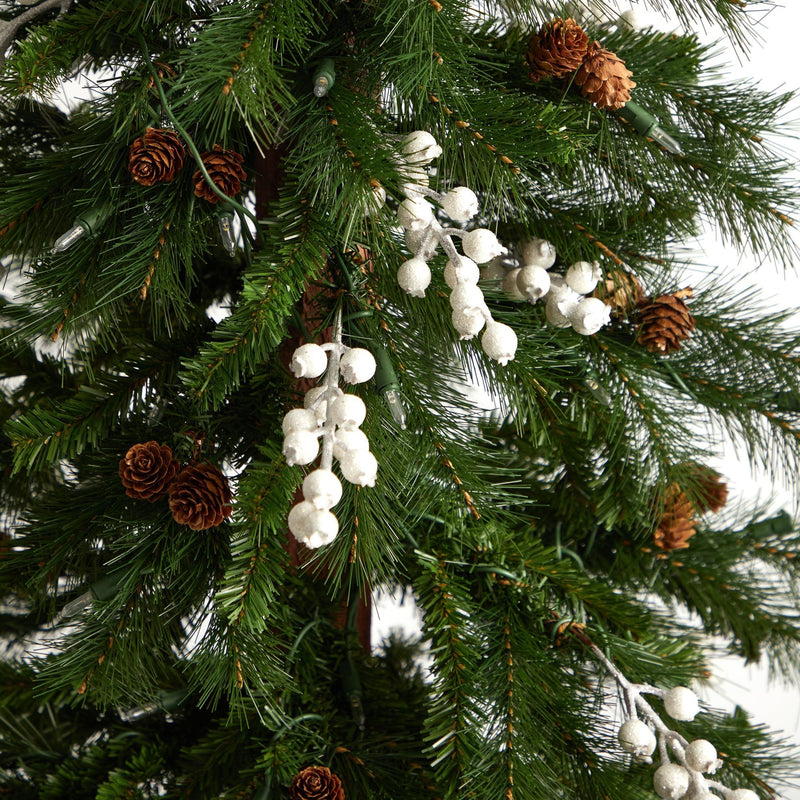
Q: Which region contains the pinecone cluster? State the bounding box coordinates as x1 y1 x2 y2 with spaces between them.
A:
128 130 247 202
526 17 636 110
289 766 345 800
119 442 232 530
653 466 729 552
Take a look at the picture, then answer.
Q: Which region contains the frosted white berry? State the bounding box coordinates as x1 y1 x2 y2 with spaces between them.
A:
617 719 656 759
330 393 367 429
299 508 339 549
332 428 370 461
451 306 486 339
361 183 386 216
481 321 517 366
569 296 612 335
397 257 432 298
281 407 319 436
566 260 602 294
441 186 480 223
340 348 377 384
283 430 320 466
684 740 720 774
479 258 507 285
729 791 759 800
397 197 434 230
545 292 580 328
617 8 645 29
502 268 527 301
290 343 328 379
519 237 556 269
339 449 378 487
462 228 506 263
516 265 551 303
288 500 317 538
653 764 690 800
401 130 442 164
302 469 343 510
449 284 485 314
444 256 480 288
663 687 700 722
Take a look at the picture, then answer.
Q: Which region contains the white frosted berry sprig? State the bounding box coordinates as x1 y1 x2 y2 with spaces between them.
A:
483 236 612 337
582 637 759 800
394 130 518 367
282 316 378 550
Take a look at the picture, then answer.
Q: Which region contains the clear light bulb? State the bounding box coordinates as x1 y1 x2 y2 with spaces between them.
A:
647 126 682 156
217 211 236 257
312 58 335 98
52 224 87 253
382 388 407 430
313 76 330 98
616 101 682 156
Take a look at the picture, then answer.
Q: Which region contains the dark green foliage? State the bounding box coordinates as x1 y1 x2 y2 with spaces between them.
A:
0 0 799 798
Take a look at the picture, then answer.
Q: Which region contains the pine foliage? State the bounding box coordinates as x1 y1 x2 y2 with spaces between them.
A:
0 0 800 798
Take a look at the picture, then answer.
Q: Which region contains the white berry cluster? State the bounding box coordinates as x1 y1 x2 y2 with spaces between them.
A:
282 341 378 549
614 683 759 800
482 238 612 336
393 130 519 367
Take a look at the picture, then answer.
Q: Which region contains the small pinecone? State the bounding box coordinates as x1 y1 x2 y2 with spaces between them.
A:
692 466 729 514
596 270 645 317
129 128 185 186
289 767 345 800
193 145 247 203
168 462 232 530
574 41 636 110
119 441 179 502
526 17 589 81
637 289 695 354
654 485 696 551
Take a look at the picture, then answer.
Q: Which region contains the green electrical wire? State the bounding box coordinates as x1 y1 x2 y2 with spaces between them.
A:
138 36 257 223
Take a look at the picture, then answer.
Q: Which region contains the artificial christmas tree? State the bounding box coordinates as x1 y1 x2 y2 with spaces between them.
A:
1 1 800 799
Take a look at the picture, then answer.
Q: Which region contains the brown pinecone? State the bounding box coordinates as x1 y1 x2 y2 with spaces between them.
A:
168 462 232 530
691 466 729 514
596 269 645 317
637 289 695 354
129 128 185 186
119 441 179 502
193 145 247 203
526 17 589 82
290 767 345 800
654 485 697 551
574 41 636 110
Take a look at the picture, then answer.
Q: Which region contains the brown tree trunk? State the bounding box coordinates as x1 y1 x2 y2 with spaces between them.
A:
255 147 372 652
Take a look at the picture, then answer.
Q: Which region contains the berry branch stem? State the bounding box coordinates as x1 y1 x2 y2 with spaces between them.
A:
318 309 345 473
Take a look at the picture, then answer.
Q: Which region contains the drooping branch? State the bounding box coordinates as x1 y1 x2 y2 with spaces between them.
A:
0 0 73 71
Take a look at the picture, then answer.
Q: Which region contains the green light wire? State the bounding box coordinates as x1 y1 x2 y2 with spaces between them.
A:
138 36 257 224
